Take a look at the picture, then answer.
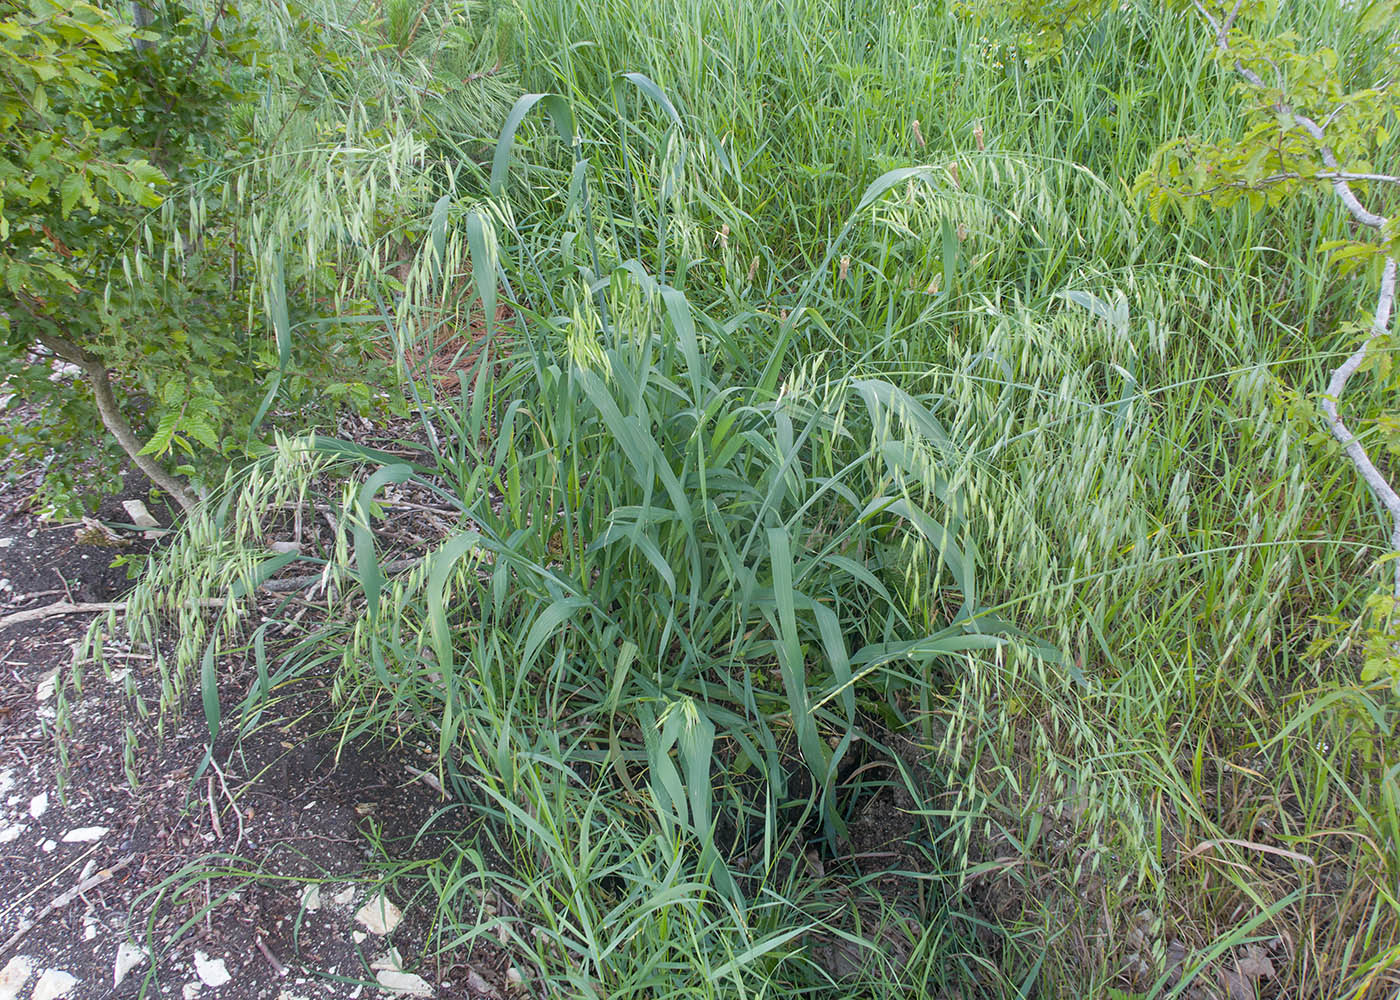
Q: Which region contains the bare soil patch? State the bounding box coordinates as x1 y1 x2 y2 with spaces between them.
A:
0 468 499 1000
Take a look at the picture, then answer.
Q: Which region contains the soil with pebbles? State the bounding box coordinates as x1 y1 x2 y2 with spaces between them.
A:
0 467 503 1000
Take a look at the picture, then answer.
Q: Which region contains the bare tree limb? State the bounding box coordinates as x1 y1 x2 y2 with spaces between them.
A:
1185 170 1400 195
36 333 200 519
0 601 128 631
1321 170 1400 185
130 3 155 52
0 558 425 630
1196 2 1390 229
1320 258 1400 597
1194 2 1400 594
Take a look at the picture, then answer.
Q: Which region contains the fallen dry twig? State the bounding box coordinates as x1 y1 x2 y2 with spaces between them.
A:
0 854 134 957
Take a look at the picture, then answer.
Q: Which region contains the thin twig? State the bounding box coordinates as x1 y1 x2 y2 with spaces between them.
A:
206 748 246 856
1185 170 1400 196
0 556 426 630
0 854 134 957
0 599 221 631
206 776 225 841
255 936 288 977
0 601 129 630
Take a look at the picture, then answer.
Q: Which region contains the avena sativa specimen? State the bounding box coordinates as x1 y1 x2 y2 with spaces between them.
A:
80 0 1400 994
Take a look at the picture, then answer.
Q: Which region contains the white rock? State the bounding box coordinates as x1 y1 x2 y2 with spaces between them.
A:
40 840 56 853
0 825 23 844
330 886 355 907
34 671 57 703
299 884 321 912
0 770 13 795
61 827 108 843
375 971 432 996
182 983 202 1000
31 969 78 1000
28 793 47 819
354 894 402 936
107 668 131 685
351 931 366 944
121 500 161 530
0 956 32 1000
113 942 148 987
193 952 231 988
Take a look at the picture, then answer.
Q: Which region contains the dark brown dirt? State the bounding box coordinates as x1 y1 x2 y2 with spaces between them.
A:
0 467 498 1000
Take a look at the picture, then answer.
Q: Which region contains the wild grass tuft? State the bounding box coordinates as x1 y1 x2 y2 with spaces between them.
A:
81 0 1400 995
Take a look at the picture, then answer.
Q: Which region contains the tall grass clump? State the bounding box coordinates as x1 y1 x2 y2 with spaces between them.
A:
81 0 1400 995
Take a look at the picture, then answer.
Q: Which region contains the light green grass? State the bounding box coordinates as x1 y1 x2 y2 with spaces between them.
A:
82 0 1400 996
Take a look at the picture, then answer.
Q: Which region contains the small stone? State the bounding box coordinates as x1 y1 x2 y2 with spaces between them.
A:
330 886 355 907
0 956 33 1000
352 932 366 944
354 894 402 935
375 970 432 996
182 983 202 1000
75 517 127 547
40 840 56 853
34 671 58 702
193 952 231 988
61 826 109 843
31 970 78 1000
0 825 23 844
300 885 321 912
114 942 149 987
28 793 48 819
122 500 161 531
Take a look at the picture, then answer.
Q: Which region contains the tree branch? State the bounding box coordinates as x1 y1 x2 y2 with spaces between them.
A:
1194 3 1400 594
36 333 200 519
1197 3 1389 230
1319 257 1400 597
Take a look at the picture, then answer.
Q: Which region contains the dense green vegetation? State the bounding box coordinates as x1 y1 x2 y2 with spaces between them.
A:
23 0 1400 995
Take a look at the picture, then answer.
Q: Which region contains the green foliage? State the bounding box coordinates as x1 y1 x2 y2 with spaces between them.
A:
0 1 162 312
959 0 1110 65
1135 4 1400 270
0 1 267 510
75 0 1400 995
0 0 512 513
